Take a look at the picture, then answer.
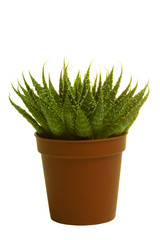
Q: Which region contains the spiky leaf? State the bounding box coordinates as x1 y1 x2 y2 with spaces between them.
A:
123 89 150 132
103 83 149 137
63 95 76 138
74 71 83 102
80 65 96 117
92 74 97 97
48 73 61 106
75 107 93 139
9 96 47 136
91 93 104 138
95 72 102 101
11 84 51 134
33 96 64 137
42 62 48 89
102 66 114 100
80 65 91 104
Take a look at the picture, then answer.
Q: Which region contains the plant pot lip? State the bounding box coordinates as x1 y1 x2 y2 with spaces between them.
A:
34 132 128 144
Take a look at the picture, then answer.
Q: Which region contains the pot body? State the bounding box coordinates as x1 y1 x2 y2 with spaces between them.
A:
35 133 127 225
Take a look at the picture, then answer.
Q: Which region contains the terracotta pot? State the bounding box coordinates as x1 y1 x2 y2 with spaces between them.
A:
35 133 127 225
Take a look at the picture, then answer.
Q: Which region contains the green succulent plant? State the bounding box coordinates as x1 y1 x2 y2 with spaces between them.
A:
9 62 149 140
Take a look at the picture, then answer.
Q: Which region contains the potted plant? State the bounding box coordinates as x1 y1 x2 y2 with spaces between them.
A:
9 61 149 225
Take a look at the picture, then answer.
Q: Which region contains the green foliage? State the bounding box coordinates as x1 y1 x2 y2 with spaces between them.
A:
9 62 149 139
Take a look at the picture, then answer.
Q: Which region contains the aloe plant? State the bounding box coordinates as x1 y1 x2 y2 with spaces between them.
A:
9 62 149 140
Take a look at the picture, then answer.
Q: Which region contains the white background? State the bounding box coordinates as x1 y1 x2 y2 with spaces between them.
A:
0 0 160 239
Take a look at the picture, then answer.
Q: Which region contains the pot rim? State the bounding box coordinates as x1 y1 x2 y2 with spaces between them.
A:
34 132 128 144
